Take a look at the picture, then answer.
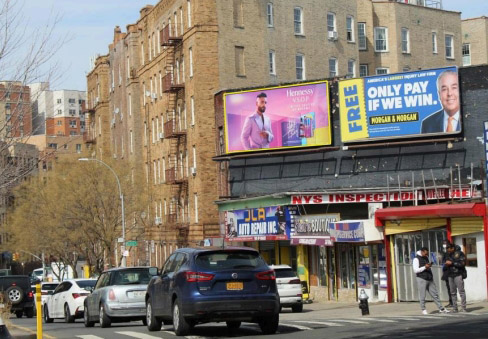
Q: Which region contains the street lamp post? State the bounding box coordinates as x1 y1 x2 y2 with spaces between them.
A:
78 158 126 267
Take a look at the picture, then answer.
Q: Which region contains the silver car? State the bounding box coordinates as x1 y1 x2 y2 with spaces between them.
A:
83 267 158 328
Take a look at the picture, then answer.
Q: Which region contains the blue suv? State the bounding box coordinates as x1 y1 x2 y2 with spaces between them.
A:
145 247 280 336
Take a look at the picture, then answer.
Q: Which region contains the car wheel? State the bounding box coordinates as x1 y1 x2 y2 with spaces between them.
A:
64 304 75 323
6 286 23 305
25 307 34 318
84 304 95 327
226 321 241 329
259 313 279 335
146 298 162 331
43 305 53 323
99 304 111 328
15 310 23 318
172 299 190 336
292 303 303 313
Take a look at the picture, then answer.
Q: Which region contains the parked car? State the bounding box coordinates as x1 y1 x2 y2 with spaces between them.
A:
83 267 158 328
145 247 280 336
43 279 96 323
269 265 303 312
32 282 59 315
0 275 35 318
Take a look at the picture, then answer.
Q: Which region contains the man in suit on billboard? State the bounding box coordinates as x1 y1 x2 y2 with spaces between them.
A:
240 92 274 150
421 70 461 134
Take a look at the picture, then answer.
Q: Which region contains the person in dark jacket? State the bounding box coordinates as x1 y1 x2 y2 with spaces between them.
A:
441 240 453 308
413 247 450 315
445 244 467 312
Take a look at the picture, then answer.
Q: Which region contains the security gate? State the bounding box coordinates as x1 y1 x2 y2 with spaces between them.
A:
394 229 450 302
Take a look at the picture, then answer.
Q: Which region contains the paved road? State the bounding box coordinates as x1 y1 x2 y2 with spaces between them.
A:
10 310 488 339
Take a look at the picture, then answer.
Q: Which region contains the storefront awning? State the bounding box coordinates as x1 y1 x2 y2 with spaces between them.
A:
375 203 487 227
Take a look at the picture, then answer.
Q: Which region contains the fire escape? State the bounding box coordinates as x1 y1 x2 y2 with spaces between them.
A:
160 24 188 245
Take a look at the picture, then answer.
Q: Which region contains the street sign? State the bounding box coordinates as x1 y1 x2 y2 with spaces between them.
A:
126 241 138 247
117 237 124 243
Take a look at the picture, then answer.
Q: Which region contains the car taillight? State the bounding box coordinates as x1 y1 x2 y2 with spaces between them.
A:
289 279 301 284
27 291 34 298
108 289 117 301
185 272 215 282
72 293 89 299
256 270 276 280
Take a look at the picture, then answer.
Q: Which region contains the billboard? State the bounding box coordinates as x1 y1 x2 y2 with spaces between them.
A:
339 66 460 142
224 81 331 153
223 206 292 242
290 214 339 246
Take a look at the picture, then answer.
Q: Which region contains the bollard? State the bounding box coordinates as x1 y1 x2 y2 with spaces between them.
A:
36 284 42 339
358 289 370 316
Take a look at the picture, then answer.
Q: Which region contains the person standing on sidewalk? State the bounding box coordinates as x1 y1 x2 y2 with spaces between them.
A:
441 240 454 308
445 243 468 313
413 247 450 315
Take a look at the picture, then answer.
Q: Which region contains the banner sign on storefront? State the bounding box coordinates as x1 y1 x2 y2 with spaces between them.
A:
291 188 477 205
329 221 365 242
339 66 460 142
290 214 339 246
358 264 371 288
224 81 331 153
223 206 292 242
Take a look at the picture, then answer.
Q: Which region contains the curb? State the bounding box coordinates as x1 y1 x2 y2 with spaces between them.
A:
9 324 56 339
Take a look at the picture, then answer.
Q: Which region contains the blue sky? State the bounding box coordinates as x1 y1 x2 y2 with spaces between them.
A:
21 0 488 92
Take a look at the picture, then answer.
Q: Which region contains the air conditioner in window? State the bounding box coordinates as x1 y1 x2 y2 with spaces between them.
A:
190 167 197 176
145 91 151 97
155 217 162 225
152 93 157 99
159 132 164 139
328 31 338 40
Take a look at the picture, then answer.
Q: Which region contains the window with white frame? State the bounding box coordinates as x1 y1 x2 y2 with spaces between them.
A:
267 2 274 27
158 159 161 183
269 50 276 75
296 54 305 80
432 32 438 54
153 161 157 184
180 8 184 35
359 64 368 77
187 0 192 27
144 122 147 146
462 43 471 66
192 145 197 170
327 12 336 38
190 96 195 126
141 42 145 65
148 36 152 61
358 23 366 50
182 54 185 81
127 56 130 78
374 27 388 52
346 16 354 42
347 59 355 78
152 119 155 143
174 11 178 37
445 34 454 59
401 28 410 53
130 130 133 153
294 7 303 35
152 33 156 58
128 94 132 116
189 47 193 77
376 68 389 75
329 58 338 78
162 157 166 182
194 193 199 223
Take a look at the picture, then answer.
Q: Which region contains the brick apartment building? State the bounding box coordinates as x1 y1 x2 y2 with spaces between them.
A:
0 82 32 140
461 16 488 67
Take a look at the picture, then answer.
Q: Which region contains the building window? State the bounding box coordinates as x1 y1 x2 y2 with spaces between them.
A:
374 27 388 52
347 59 355 78
294 7 303 35
376 68 389 75
128 94 132 116
329 58 337 78
462 43 471 66
233 0 244 28
463 237 477 267
190 96 195 126
189 47 193 77
235 46 245 76
194 193 198 223
57 98 62 104
358 23 366 50
346 16 354 42
432 32 438 54
130 130 133 153
269 50 276 75
69 109 76 116
68 98 75 104
76 144 81 153
267 2 274 27
57 120 62 126
359 64 368 77
152 119 155 143
445 34 454 59
187 0 192 27
401 28 410 53
141 42 145 65
296 54 305 80
192 145 197 170
327 12 336 40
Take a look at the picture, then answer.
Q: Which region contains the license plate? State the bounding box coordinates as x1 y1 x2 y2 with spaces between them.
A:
128 291 145 298
226 282 243 290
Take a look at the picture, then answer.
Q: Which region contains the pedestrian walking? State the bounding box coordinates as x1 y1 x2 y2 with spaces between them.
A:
441 240 454 308
445 243 468 312
413 247 450 315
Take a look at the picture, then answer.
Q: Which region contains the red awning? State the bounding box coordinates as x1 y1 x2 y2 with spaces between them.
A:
375 203 487 227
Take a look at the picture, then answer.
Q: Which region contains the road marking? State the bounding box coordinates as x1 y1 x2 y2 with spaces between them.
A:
325 319 369 324
76 336 104 339
385 317 421 321
279 323 313 330
389 316 439 320
294 320 344 327
116 331 162 338
356 318 398 323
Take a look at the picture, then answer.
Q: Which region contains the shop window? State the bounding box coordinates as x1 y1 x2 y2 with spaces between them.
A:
463 237 477 267
319 246 328 287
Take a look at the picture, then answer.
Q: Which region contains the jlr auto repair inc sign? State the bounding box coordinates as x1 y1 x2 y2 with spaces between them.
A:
291 188 475 205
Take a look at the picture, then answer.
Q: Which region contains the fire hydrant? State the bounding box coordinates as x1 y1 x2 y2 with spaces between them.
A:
358 289 370 316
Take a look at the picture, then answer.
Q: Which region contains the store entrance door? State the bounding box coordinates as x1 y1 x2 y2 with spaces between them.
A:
394 229 449 302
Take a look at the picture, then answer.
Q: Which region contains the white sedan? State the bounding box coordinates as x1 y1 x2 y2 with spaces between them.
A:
43 279 96 323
